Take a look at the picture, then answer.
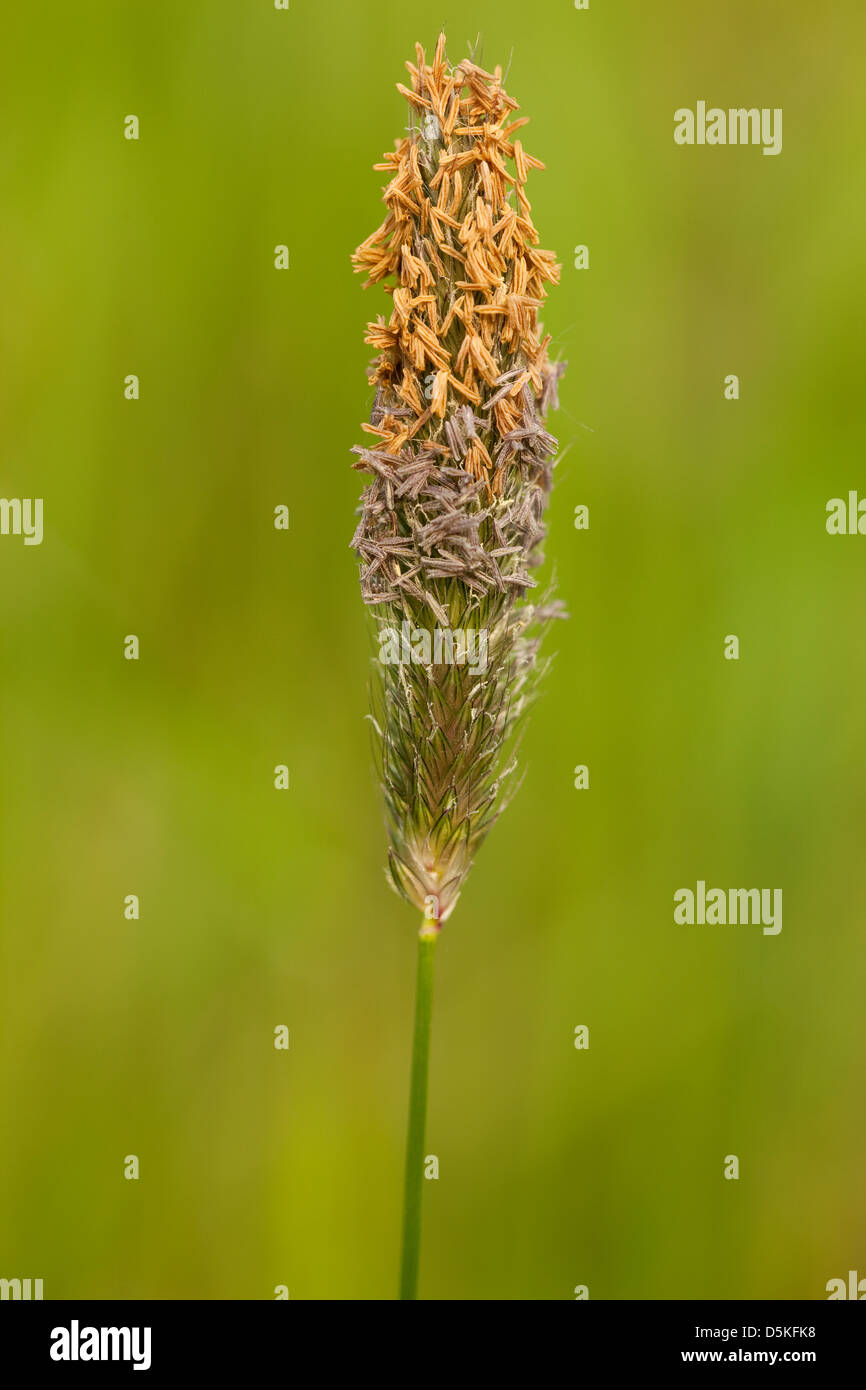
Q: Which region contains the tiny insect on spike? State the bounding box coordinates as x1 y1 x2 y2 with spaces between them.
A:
351 33 566 929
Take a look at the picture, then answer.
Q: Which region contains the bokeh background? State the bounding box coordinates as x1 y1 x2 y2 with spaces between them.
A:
1 0 864 1300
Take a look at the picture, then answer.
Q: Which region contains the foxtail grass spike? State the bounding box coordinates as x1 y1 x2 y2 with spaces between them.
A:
352 34 566 941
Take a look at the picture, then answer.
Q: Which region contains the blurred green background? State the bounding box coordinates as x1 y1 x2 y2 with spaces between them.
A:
1 0 864 1300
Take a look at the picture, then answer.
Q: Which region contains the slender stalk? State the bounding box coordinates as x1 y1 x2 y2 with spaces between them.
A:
399 924 438 1300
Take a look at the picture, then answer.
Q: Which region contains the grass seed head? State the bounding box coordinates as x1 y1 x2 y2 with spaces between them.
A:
352 34 566 928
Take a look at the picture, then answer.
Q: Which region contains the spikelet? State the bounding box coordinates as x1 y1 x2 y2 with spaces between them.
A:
351 34 566 929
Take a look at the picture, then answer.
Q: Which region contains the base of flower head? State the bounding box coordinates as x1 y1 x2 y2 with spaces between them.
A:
389 845 466 928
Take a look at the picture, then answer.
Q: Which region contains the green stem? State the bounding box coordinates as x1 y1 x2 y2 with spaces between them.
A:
399 924 438 1300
